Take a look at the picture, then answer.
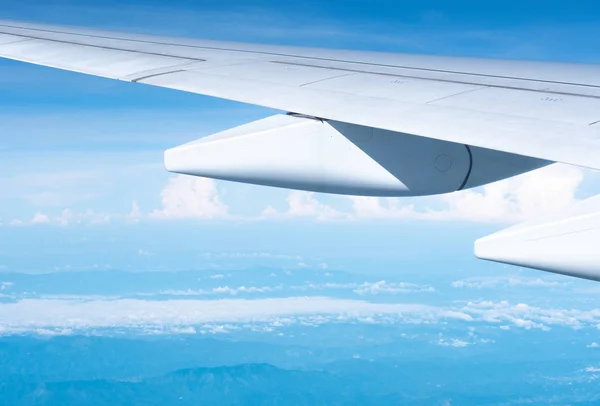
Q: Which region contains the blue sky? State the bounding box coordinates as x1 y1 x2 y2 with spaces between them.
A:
1 0 600 278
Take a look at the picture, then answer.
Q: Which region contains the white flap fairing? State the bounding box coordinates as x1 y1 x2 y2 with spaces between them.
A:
165 114 549 196
476 194 600 281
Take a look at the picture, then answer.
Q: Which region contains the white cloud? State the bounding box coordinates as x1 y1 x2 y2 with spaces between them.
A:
585 367 600 373
30 212 50 224
352 281 435 295
9 209 112 227
197 252 302 260
263 191 345 221
146 280 435 297
588 342 599 348
210 274 225 279
460 301 594 331
5 180 230 226
512 318 549 331
137 249 154 257
437 164 584 223
159 285 282 296
1 296 600 335
0 297 472 331
261 205 278 216
347 196 422 220
0 282 13 291
127 201 142 224
451 276 567 289
58 209 112 225
32 328 74 337
268 164 585 224
150 175 229 219
437 336 470 348
361 164 584 223
4 164 586 226
288 281 435 295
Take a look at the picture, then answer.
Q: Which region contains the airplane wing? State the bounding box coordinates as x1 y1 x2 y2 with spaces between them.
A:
1 19 600 281
1 19 599 170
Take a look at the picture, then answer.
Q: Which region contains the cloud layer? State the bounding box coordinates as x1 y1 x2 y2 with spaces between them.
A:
1 296 599 335
4 164 589 226
451 275 569 289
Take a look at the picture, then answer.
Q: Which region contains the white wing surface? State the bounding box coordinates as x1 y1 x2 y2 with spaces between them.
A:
1 19 600 170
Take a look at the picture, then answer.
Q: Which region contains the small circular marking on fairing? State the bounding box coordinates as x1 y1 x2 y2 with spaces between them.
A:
434 154 452 172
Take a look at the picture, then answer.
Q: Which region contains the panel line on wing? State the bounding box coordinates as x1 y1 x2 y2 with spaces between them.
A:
269 62 600 91
424 86 489 104
125 60 207 82
0 38 33 46
525 225 600 242
132 69 188 82
299 72 356 87
275 62 600 99
0 30 205 61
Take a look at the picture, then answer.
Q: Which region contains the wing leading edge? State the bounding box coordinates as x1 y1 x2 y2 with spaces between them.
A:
1 20 600 170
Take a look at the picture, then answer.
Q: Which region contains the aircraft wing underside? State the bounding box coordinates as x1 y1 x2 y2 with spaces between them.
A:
1 19 599 281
